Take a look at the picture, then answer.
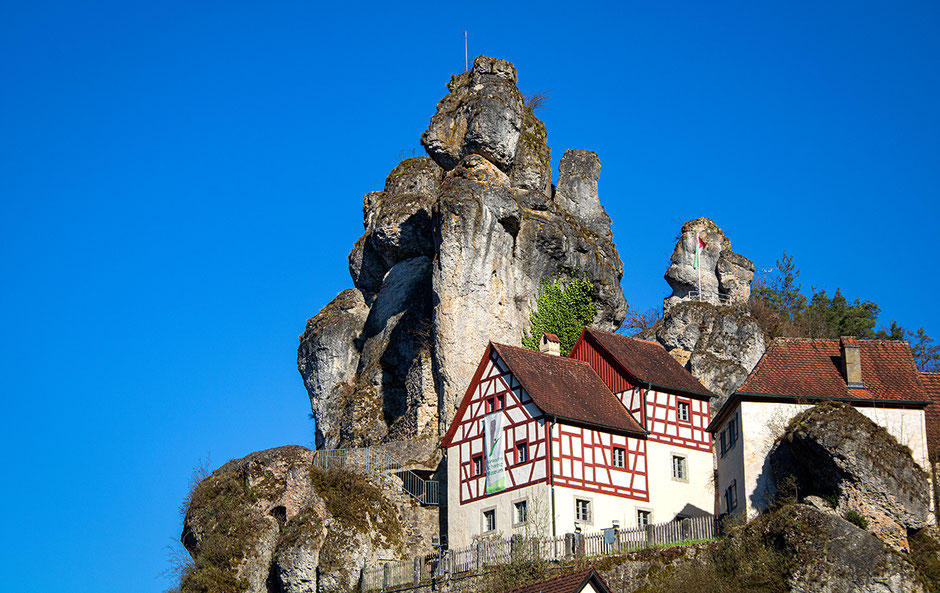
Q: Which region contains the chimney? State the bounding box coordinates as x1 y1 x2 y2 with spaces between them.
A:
840 336 864 388
540 333 561 356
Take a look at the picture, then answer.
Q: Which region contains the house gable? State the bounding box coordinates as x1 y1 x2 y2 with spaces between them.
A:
442 345 550 504
571 329 712 452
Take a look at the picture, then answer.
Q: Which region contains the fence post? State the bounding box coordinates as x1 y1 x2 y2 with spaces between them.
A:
414 557 421 585
646 524 655 547
509 534 521 559
383 564 390 591
564 533 583 559
475 542 483 571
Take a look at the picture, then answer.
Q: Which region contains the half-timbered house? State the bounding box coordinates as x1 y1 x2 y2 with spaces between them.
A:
441 329 716 547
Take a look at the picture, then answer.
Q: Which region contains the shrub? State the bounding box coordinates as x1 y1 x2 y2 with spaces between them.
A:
843 510 868 529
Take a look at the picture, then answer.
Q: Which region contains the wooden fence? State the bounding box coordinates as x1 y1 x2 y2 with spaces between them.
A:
361 515 718 591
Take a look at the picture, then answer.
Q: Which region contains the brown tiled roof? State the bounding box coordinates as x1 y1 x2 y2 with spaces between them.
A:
739 338 929 403
505 568 611 593
492 343 646 436
921 372 940 455
583 328 714 397
543 332 560 343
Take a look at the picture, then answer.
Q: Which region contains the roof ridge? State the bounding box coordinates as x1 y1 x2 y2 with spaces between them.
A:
491 342 594 365
586 327 663 348
772 336 912 345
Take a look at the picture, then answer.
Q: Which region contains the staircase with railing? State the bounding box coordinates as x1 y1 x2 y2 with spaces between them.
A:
312 446 440 506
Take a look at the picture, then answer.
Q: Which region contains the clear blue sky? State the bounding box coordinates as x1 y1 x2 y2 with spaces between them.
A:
2 1 938 591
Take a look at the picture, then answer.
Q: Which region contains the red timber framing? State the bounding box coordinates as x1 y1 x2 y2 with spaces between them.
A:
643 389 710 452
571 330 711 453
552 422 648 501
441 345 549 504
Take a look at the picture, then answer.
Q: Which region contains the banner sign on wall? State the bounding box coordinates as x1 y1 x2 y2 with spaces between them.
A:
484 411 506 494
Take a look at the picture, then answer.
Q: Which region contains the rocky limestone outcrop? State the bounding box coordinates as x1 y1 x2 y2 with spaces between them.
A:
663 217 754 311
299 56 627 448
639 300 765 403
639 217 764 403
606 504 927 593
769 403 933 553
751 505 925 593
179 446 439 593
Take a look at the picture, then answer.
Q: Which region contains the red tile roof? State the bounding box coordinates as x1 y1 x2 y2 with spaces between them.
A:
739 338 929 403
921 372 940 456
543 333 560 343
492 343 646 436
582 328 714 397
504 568 611 593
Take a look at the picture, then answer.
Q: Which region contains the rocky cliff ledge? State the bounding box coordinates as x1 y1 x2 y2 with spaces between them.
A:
299 56 628 450
179 446 438 593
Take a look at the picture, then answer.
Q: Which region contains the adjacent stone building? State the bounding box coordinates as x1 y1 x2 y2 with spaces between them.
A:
709 336 933 519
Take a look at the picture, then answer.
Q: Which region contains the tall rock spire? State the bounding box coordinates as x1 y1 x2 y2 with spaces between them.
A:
299 56 628 449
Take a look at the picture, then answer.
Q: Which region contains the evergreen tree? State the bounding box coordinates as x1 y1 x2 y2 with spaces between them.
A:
522 277 597 356
754 251 806 323
910 328 940 373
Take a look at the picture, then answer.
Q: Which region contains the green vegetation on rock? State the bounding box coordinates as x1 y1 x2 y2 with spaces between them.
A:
522 276 597 356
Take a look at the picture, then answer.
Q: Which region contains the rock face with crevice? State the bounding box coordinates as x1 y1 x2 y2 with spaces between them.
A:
639 217 764 405
299 56 628 449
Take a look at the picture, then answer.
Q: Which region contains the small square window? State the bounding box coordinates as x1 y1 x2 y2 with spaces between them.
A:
575 498 592 522
486 398 495 413
612 447 626 468
677 401 690 422
514 500 528 524
637 509 651 527
672 455 687 481
516 442 528 464
498 394 505 410
473 455 484 477
483 509 496 532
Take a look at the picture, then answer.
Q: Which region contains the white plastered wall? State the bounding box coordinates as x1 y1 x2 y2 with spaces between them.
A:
552 484 653 533
645 440 714 521
714 403 746 517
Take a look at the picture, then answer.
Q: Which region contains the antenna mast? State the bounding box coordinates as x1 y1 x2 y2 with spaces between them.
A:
463 30 468 72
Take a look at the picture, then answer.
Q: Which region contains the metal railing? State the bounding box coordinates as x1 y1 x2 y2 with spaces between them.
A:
312 446 440 506
362 515 718 591
688 290 733 305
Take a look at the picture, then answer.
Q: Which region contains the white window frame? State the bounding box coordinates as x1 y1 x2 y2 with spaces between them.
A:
575 498 593 524
482 508 497 533
513 499 528 525
473 455 484 477
612 446 626 468
671 454 688 482
636 508 652 528
677 400 691 422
